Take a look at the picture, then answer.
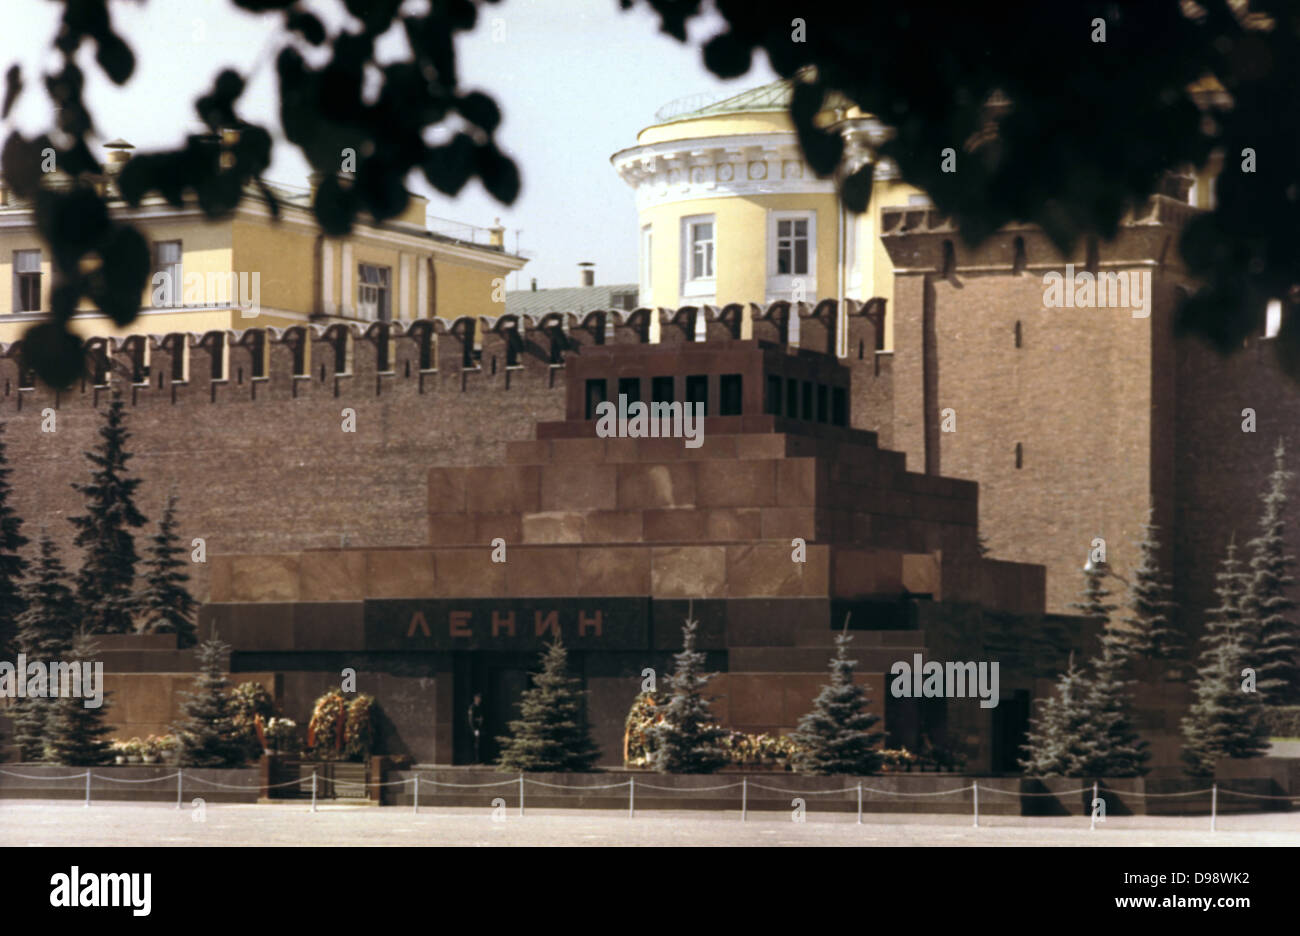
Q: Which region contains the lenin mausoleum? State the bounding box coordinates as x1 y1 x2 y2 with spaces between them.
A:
0 77 1296 775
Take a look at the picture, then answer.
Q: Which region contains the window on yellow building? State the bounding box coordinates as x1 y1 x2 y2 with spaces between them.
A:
13 250 41 312
682 216 716 297
358 264 392 322
690 223 714 278
153 241 181 307
767 211 816 302
776 218 809 275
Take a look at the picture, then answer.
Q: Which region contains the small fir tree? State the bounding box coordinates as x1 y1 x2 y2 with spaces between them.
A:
649 614 729 774
1181 542 1271 775
496 638 600 772
789 628 885 775
1070 558 1119 629
171 634 247 767
138 492 198 647
1243 441 1299 703
1077 636 1151 777
11 533 78 761
43 631 113 766
69 395 147 635
0 422 28 657
1121 511 1181 661
1019 652 1093 777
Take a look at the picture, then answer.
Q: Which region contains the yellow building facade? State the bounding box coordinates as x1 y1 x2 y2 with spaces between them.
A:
0 144 525 353
613 77 1224 352
612 80 926 352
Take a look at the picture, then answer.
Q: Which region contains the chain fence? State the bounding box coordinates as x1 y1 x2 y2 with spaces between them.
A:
3 767 1296 830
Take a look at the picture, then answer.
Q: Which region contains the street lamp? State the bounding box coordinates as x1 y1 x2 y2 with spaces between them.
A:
1083 556 1129 587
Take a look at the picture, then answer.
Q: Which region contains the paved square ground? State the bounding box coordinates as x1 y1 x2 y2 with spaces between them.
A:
1 800 1297 845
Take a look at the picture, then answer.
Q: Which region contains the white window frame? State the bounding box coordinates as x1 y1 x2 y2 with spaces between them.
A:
680 214 716 300
152 240 182 308
13 250 41 313
357 263 392 322
767 210 816 302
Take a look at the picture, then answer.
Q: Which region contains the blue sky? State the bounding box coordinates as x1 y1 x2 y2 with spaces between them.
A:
0 0 780 291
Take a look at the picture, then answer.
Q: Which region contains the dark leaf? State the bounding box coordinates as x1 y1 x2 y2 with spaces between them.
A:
1 133 42 199
36 188 110 270
286 11 327 46
196 171 243 218
840 164 874 214
476 142 520 205
345 0 402 36
701 31 751 79
313 174 357 237
61 0 110 41
790 82 842 177
95 32 135 85
115 152 153 206
421 133 476 196
93 226 151 326
358 156 409 221
58 138 102 177
456 91 500 134
234 125 273 177
215 69 245 104
50 275 81 322
22 321 83 390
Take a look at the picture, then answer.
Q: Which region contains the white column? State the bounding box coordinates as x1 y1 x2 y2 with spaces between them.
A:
417 256 429 320
321 239 335 317
399 253 412 321
340 242 353 317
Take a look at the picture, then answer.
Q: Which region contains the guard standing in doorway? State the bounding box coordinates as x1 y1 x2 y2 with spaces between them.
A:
468 693 485 764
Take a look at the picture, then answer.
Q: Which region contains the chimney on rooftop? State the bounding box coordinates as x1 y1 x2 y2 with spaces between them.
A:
579 261 594 287
531 278 537 291
103 139 134 174
489 217 505 248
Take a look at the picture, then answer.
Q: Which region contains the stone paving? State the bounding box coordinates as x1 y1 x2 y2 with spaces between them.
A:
1 800 1297 846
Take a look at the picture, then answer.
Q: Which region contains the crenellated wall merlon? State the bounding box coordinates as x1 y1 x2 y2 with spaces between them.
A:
0 301 888 411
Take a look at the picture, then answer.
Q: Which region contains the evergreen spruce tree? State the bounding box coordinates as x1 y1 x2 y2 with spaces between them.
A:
649 614 729 774
1070 559 1119 629
43 631 113 766
495 638 600 772
1181 542 1271 775
0 422 28 657
11 533 77 761
1077 638 1151 777
1062 554 1150 774
1019 652 1093 776
1243 441 1299 703
172 634 247 768
1121 510 1181 662
789 628 885 775
69 394 146 635
139 492 198 648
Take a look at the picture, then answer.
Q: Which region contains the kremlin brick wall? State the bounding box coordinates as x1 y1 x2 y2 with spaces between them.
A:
0 302 888 606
